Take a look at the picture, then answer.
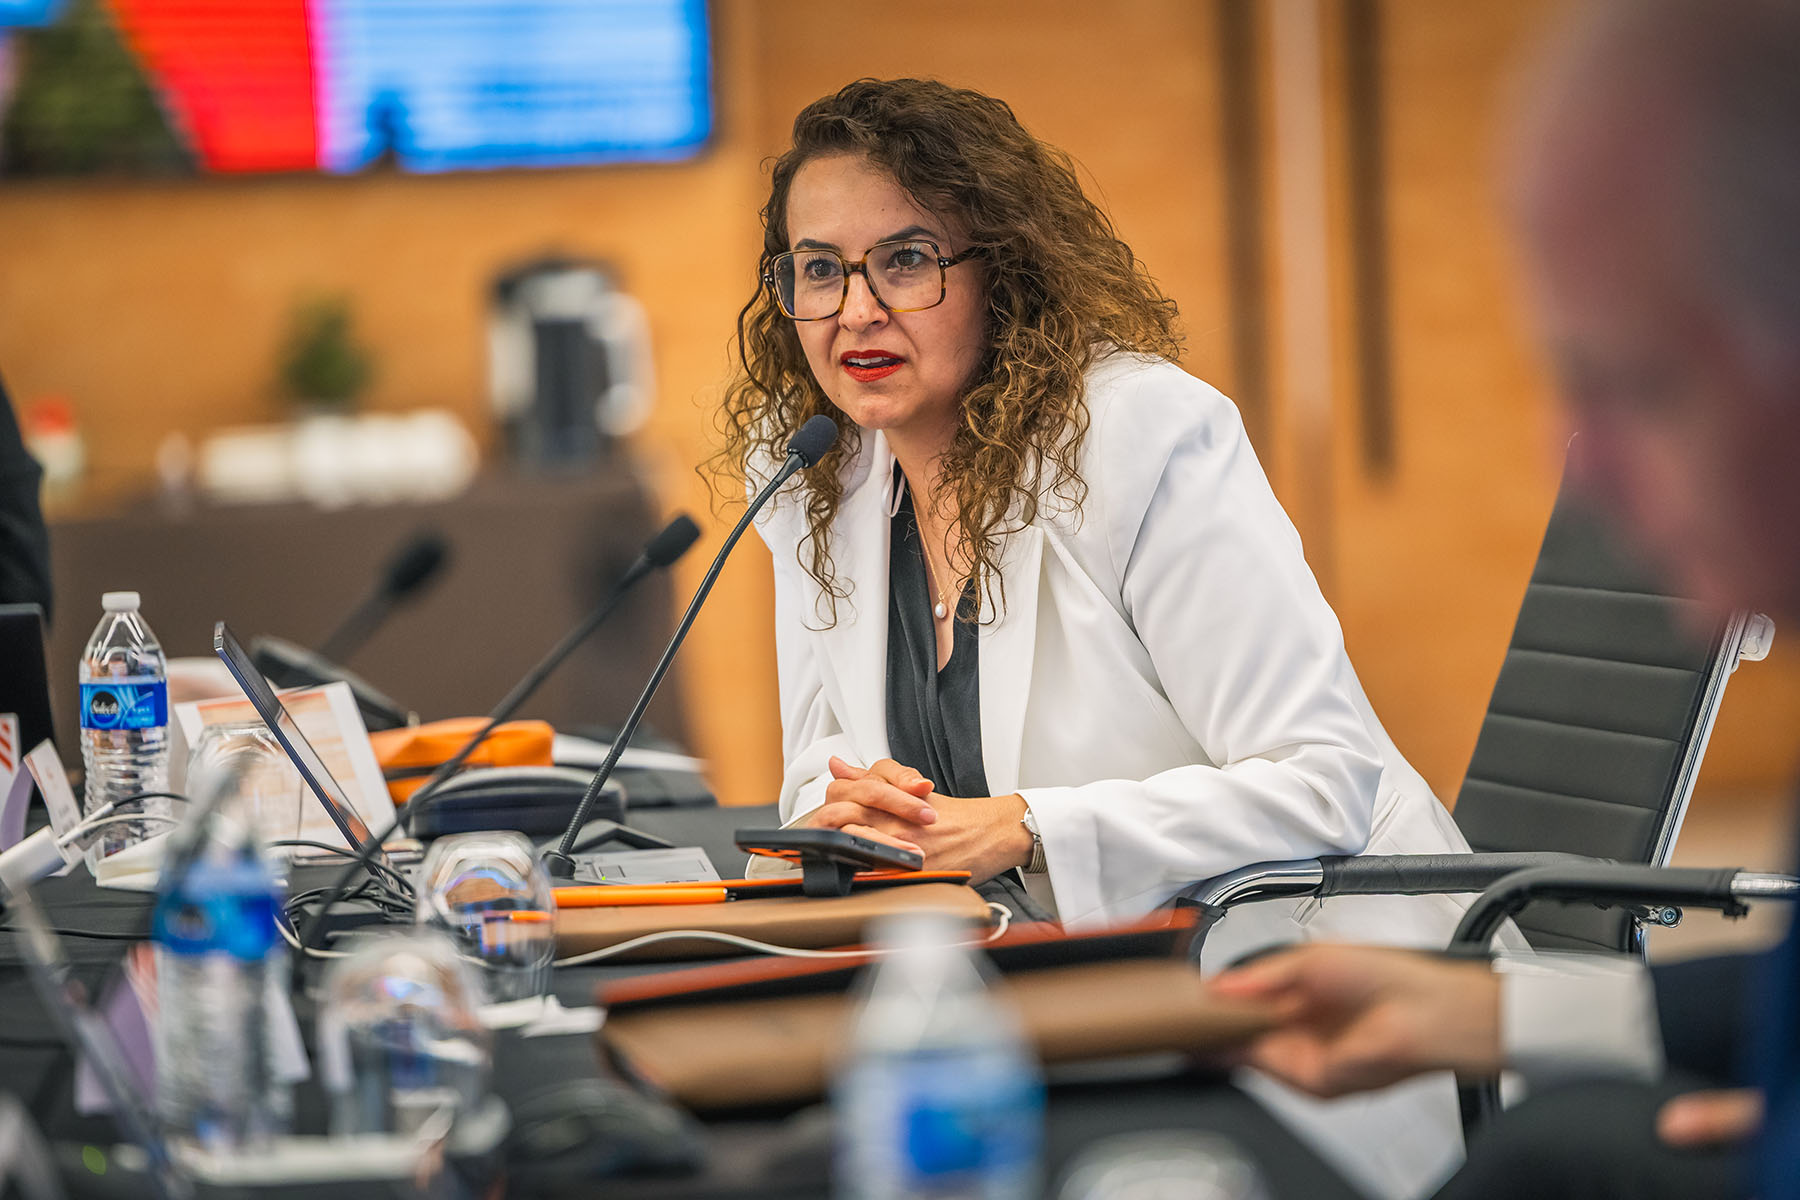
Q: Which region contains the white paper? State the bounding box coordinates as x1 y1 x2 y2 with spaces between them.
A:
551 733 706 775
175 681 398 852
91 830 170 891
478 994 606 1037
25 739 81 840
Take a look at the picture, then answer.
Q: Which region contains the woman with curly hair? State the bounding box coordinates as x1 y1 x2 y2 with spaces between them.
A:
719 78 1475 977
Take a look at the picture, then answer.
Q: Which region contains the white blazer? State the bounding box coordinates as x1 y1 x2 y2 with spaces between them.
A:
755 352 1502 1197
755 351 1477 963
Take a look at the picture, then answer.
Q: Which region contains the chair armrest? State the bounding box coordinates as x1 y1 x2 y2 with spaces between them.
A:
1173 859 1326 911
1316 851 1601 897
1450 863 1799 954
1175 851 1603 913
1450 863 1797 1137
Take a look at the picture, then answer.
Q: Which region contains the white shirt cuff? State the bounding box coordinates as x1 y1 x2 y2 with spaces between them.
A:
1495 952 1664 1087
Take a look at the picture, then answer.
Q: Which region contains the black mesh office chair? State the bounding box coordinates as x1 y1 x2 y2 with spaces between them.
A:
1178 457 1774 960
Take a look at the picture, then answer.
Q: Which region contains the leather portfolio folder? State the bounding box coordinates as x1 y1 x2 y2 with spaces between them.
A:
596 914 1272 1112
554 880 995 960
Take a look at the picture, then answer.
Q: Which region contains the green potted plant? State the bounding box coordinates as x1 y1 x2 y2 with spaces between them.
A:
279 295 373 413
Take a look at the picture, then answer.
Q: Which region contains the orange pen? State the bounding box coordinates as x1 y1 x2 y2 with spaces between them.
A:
552 885 730 907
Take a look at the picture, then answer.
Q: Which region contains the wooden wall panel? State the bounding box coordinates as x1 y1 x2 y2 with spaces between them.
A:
1319 0 1568 797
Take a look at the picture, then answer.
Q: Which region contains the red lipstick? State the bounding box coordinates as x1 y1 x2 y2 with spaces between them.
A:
840 348 904 382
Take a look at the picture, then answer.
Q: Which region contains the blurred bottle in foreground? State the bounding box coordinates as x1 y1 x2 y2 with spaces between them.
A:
835 911 1043 1200
150 753 290 1153
78 590 170 859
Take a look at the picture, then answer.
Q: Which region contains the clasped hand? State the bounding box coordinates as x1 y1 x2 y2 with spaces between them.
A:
798 755 1032 883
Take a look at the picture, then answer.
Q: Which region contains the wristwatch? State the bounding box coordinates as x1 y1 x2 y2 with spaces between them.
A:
1020 805 1047 874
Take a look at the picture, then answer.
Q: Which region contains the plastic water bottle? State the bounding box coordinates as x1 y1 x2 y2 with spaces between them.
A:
150 775 291 1153
78 591 170 858
835 912 1044 1200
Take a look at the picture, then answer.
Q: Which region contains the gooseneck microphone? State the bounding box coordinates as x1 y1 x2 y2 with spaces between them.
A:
319 530 451 663
544 414 840 877
402 512 701 824
291 513 702 984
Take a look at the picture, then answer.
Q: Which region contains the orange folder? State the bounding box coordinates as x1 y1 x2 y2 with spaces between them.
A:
551 869 973 909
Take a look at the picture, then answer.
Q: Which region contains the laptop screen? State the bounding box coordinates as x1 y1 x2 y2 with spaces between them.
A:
212 621 388 869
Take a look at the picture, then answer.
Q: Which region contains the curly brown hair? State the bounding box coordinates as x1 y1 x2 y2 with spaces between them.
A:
712 77 1183 622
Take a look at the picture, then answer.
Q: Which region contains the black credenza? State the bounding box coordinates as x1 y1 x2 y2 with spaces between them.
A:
43 465 685 757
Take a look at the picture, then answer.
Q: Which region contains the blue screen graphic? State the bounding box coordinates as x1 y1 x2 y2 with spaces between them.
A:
311 0 712 174
0 0 64 29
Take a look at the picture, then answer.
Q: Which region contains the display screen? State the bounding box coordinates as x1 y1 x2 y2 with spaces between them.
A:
0 0 712 176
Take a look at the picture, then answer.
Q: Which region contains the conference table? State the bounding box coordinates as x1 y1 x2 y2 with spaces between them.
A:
0 804 1367 1200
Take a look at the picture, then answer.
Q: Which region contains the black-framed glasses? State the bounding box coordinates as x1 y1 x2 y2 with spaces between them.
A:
763 238 979 321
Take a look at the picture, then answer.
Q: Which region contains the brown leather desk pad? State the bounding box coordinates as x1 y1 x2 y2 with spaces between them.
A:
555 880 995 960
596 913 1272 1112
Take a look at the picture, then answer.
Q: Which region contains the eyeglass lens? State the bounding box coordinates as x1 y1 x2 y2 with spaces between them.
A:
773 240 943 319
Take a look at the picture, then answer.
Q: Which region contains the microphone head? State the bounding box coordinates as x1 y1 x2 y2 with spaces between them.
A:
787 415 840 469
645 514 702 568
382 531 450 599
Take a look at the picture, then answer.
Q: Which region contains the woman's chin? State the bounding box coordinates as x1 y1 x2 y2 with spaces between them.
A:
829 393 943 441
832 399 908 434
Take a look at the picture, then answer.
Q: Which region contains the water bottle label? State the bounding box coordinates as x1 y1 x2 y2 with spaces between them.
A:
152 868 282 959
841 1049 1043 1191
80 678 168 730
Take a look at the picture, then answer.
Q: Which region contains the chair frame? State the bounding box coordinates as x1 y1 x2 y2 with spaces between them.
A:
1446 862 1798 1134
1177 608 1770 964
1646 610 1769 872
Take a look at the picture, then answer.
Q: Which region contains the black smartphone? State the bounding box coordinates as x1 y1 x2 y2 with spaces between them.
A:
735 826 924 873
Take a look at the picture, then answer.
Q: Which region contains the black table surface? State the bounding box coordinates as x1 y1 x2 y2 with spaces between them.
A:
0 815 1367 1200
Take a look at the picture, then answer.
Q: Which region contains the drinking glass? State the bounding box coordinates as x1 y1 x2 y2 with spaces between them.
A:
414 831 556 1003
184 721 303 883
316 929 492 1138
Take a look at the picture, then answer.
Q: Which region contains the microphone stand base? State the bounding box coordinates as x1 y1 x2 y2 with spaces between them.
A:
541 820 678 880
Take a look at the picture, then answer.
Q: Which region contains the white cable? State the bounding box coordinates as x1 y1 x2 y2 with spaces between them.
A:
75 814 180 838
552 901 1013 967
281 895 1014 967
275 915 350 958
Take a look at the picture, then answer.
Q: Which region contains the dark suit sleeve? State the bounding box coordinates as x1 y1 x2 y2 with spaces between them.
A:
0 374 53 621
1651 951 1764 1086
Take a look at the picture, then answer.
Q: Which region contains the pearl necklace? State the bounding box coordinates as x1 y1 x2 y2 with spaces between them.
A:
924 552 951 621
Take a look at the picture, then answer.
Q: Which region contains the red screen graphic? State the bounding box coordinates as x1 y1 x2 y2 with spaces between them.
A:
105 0 319 173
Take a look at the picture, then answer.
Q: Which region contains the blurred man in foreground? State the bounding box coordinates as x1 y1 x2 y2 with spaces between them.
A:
1212 1 1800 1196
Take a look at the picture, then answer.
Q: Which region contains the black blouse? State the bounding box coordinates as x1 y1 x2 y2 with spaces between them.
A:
885 487 988 799
884 484 1049 922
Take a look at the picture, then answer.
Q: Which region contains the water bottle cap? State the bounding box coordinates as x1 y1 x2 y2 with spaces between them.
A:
101 591 141 612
